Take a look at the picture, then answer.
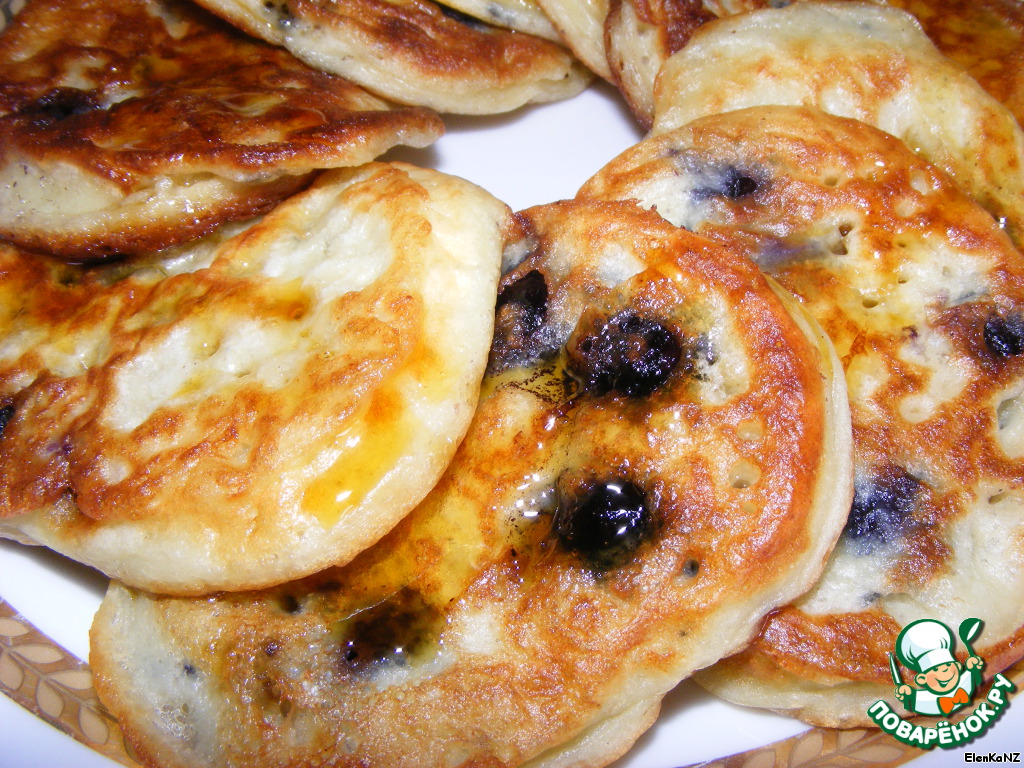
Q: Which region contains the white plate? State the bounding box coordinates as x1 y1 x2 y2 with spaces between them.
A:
2 79 1023 768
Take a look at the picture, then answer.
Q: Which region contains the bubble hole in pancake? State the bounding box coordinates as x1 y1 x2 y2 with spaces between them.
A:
89 198 852 768
650 2 1024 250
0 162 509 595
192 0 592 116
0 0 445 262
579 105 1024 727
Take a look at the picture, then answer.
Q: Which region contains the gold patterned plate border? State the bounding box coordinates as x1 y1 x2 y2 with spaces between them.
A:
0 1 1020 767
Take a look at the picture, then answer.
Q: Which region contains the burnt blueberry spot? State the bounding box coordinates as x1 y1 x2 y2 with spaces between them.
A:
338 589 441 674
0 404 13 437
264 641 280 657
182 663 197 677
23 88 100 123
682 558 700 577
553 475 655 570
496 269 547 339
843 468 922 554
984 313 1024 358
489 269 552 373
567 310 683 397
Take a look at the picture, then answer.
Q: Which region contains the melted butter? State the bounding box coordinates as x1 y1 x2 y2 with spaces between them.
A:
481 352 579 404
303 387 410 527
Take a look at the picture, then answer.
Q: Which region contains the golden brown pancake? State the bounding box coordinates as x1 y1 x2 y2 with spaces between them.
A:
579 105 1024 727
193 0 592 115
0 162 509 595
89 198 852 767
704 0 1024 127
651 2 1024 251
0 0 444 262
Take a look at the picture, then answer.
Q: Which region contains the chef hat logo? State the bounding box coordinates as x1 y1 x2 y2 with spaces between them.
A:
895 619 957 673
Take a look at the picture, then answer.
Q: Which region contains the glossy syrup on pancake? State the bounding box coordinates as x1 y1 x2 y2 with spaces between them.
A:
579 105 1024 727
650 2 1024 250
89 199 852 767
0 0 444 261
0 162 508 595
192 0 592 115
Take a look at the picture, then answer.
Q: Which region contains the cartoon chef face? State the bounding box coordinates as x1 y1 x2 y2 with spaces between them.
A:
896 618 962 694
916 660 963 694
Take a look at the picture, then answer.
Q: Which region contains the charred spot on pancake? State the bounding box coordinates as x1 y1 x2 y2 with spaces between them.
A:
984 312 1024 358
338 589 442 674
0 404 13 437
489 268 551 372
843 468 922 554
552 472 656 570
19 88 101 124
566 309 685 397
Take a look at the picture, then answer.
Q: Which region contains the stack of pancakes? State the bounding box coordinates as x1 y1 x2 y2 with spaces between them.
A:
1 0 1022 766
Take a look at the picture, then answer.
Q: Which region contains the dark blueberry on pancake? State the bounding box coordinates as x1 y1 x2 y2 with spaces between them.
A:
984 313 1024 359
843 469 921 555
567 309 683 396
490 268 550 371
553 473 654 570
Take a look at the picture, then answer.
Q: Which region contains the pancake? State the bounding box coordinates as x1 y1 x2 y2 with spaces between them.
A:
579 105 1024 727
0 162 509 595
535 0 613 79
604 0 713 127
0 0 444 262
650 2 1024 250
89 198 852 767
441 0 562 40
192 0 591 115
702 0 1024 127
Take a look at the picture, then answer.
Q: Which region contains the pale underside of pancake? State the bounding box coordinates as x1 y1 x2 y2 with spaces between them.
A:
442 0 562 40
604 0 713 128
0 0 444 261
650 2 1024 251
89 199 852 768
192 0 591 115
578 105 1024 727
702 0 1024 128
0 162 508 595
535 0 613 79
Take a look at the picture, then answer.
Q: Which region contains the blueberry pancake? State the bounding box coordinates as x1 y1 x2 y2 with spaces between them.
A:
579 106 1024 727
0 162 508 595
192 0 591 115
89 199 852 767
650 2 1024 249
703 0 1024 127
0 0 444 262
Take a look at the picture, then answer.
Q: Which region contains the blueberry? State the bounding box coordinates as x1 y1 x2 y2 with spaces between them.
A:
489 269 551 372
0 404 12 437
553 475 654 570
843 469 921 554
984 313 1024 358
567 310 683 397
